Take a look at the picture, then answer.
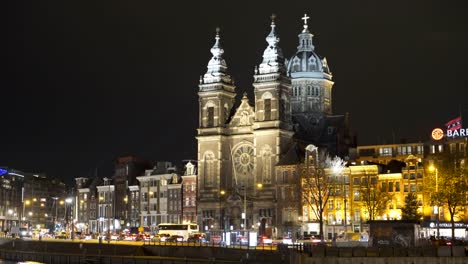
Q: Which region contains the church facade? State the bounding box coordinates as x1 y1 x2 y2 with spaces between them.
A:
196 15 349 238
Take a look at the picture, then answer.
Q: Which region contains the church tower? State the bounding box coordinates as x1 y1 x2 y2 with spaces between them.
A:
287 14 334 140
197 29 236 206
286 14 352 158
198 28 236 130
252 15 293 185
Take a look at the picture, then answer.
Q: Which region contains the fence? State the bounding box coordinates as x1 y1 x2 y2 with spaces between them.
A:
0 249 241 264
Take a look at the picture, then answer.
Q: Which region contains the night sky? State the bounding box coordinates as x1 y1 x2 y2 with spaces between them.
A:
3 1 468 184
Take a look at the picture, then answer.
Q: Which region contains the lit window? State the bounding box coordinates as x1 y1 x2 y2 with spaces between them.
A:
438 145 443 152
353 190 360 201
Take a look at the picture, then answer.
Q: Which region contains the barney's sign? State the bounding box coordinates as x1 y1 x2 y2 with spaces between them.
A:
432 116 466 140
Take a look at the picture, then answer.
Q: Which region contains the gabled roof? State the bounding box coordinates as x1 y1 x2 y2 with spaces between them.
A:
228 93 255 128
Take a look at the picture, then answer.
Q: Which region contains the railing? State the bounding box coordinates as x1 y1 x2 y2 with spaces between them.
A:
142 239 277 251
288 242 468 257
0 249 241 264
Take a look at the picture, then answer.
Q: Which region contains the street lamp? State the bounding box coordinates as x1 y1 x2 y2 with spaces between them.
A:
22 200 30 228
65 198 73 239
51 197 58 231
220 190 225 233
332 221 336 246
242 186 246 232
305 144 322 241
429 165 440 238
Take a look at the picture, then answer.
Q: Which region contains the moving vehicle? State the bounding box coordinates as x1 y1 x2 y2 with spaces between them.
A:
187 233 207 243
165 235 184 242
10 227 32 238
258 236 273 245
55 231 67 239
157 223 199 241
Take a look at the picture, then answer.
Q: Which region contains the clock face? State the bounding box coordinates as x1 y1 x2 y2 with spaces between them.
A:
234 145 254 174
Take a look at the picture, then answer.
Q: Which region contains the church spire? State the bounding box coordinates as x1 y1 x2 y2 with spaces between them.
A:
202 27 232 85
257 14 284 75
297 13 315 52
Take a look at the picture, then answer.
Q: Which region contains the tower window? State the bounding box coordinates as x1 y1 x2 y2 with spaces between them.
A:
307 86 311 96
264 99 271 121
207 107 214 127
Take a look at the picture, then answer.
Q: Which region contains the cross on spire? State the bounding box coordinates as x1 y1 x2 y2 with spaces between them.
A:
302 13 310 32
302 14 310 25
271 13 276 24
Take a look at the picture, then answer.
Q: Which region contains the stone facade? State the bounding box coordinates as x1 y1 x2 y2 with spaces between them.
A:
196 15 350 238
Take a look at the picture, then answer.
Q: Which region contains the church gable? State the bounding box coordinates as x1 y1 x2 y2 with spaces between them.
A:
228 93 255 128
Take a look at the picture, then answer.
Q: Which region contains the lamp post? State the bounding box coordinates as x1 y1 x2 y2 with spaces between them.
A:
51 197 58 232
22 200 30 228
220 190 225 238
243 186 246 232
429 165 439 238
332 221 336 247
343 170 349 236
65 198 73 239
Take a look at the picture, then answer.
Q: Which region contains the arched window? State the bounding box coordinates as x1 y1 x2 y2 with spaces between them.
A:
308 56 316 71
264 99 271 121
262 92 273 121
205 101 216 128
307 86 311 96
261 146 272 184
203 152 215 187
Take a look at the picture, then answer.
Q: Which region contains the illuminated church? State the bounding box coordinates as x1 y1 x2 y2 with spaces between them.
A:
196 14 353 237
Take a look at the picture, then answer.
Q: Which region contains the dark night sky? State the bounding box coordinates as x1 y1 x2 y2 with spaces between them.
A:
2 1 468 184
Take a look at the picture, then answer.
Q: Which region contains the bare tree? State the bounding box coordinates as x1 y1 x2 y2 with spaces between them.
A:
301 145 346 240
359 170 393 221
428 153 468 239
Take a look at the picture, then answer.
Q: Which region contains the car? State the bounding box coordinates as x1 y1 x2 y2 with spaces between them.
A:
10 227 32 238
55 232 67 239
296 235 322 245
258 236 273 245
158 233 171 242
121 233 135 241
150 234 161 242
165 235 184 242
187 233 207 243
236 236 248 245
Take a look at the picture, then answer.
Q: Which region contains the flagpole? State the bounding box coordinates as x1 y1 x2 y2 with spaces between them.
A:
459 104 463 124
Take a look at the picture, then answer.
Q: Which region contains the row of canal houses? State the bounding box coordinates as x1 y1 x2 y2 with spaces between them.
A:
74 157 197 235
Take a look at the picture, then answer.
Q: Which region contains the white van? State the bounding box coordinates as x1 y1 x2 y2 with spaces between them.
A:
10 227 32 238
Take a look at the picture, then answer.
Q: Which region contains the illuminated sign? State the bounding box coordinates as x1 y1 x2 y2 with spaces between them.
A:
0 168 7 176
447 128 468 138
429 222 468 228
431 128 444 140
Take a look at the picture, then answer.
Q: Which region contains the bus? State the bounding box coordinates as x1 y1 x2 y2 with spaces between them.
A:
157 223 199 241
